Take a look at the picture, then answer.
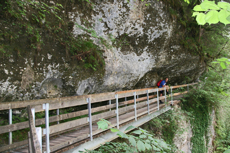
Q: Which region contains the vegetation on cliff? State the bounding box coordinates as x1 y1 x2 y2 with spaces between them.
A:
0 0 105 71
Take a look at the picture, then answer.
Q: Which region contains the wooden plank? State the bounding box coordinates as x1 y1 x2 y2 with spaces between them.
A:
33 97 88 112
48 117 88 135
28 132 32 153
116 87 154 94
27 106 42 153
0 140 28 152
116 87 156 98
119 95 155 106
172 83 196 89
90 92 115 103
148 88 158 93
0 95 88 111
171 100 181 106
50 134 88 152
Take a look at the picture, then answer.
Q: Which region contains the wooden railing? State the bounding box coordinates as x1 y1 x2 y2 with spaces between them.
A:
0 83 196 152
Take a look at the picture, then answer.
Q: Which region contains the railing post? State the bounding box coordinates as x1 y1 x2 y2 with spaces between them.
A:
9 109 12 145
87 98 93 141
43 103 50 153
36 127 42 151
115 94 119 129
147 90 150 114
31 108 35 125
57 109 59 124
164 87 167 106
171 87 173 106
133 92 137 121
157 88 159 110
109 100 111 111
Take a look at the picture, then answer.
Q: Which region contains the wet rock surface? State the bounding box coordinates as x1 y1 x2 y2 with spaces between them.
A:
0 0 205 102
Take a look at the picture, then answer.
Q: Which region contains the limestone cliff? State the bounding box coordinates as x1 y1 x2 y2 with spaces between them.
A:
0 0 205 102
173 106 216 153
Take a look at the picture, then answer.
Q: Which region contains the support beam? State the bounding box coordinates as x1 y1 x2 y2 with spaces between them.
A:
87 98 93 141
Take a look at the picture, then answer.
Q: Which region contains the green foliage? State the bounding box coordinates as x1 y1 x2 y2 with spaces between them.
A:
86 119 171 153
212 57 230 69
192 1 230 25
0 0 106 71
143 110 182 152
182 89 212 153
181 60 230 153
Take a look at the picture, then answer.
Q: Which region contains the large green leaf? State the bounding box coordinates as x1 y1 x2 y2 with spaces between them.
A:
97 120 109 130
117 131 128 138
145 143 152 150
192 12 199 17
205 10 219 25
196 13 206 25
110 128 119 132
152 145 161 151
227 15 230 22
125 125 136 131
184 0 190 4
220 62 227 69
218 10 230 25
201 1 220 10
139 134 147 138
155 139 170 150
218 2 230 9
217 57 229 62
193 5 207 11
128 137 136 147
137 140 145 152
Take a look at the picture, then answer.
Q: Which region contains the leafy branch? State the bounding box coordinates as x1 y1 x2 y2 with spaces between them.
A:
82 119 171 153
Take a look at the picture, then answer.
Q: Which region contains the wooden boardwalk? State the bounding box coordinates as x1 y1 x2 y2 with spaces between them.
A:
0 83 195 153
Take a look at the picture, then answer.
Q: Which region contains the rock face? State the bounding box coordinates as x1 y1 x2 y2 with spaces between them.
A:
173 106 216 153
0 0 205 101
173 106 193 153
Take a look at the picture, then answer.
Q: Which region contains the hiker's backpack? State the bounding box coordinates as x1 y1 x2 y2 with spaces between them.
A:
157 80 163 87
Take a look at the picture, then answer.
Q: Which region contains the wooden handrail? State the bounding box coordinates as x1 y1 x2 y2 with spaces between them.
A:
0 83 197 111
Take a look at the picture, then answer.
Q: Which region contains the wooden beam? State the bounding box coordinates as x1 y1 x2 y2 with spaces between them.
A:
0 140 28 152
50 134 89 152
48 117 88 135
27 105 42 153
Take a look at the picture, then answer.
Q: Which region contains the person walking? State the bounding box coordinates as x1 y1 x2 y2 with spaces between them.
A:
157 78 169 104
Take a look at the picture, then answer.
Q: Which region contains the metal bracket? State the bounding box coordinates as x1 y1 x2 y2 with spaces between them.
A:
87 98 90 103
43 104 46 109
43 128 50 135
